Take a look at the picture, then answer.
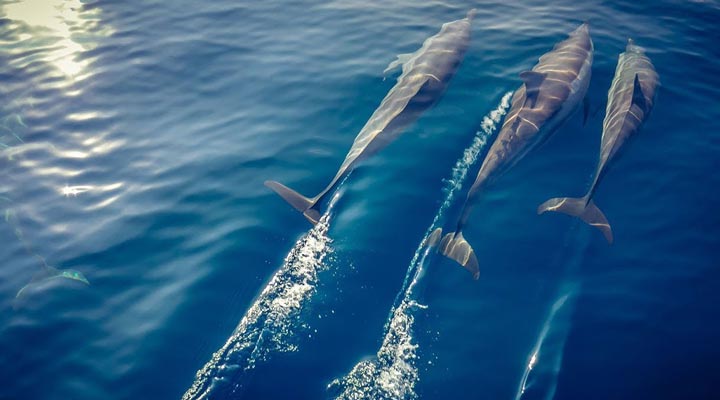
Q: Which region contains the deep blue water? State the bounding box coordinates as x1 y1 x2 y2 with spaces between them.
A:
1 0 719 399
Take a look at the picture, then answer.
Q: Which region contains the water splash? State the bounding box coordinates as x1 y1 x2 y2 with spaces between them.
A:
328 92 513 400
183 192 341 400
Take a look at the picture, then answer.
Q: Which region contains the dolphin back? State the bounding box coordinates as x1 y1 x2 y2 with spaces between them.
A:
601 39 659 162
265 11 475 223
538 39 658 244
339 10 475 171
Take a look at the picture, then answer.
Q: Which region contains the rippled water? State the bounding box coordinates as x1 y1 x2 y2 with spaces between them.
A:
328 92 512 400
1 1 718 399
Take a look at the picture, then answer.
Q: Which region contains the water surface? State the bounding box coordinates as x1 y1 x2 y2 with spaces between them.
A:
0 1 718 399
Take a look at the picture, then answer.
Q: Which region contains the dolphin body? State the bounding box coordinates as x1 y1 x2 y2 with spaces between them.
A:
438 24 594 279
538 39 658 243
15 265 89 299
265 10 476 224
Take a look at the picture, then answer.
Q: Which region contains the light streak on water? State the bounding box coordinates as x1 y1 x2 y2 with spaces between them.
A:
2 0 113 83
514 289 575 400
514 203 594 400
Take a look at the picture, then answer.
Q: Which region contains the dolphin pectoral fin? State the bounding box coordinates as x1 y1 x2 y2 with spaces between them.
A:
538 197 613 244
583 96 591 125
438 232 480 279
264 180 319 225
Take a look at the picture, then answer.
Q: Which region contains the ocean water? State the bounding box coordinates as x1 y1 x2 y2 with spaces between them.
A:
0 0 718 399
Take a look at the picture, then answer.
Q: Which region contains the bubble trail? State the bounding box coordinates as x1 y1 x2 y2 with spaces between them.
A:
183 190 343 400
328 92 513 400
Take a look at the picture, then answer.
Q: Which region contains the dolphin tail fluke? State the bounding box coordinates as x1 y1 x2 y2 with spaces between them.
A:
537 197 613 244
264 180 320 225
438 231 480 279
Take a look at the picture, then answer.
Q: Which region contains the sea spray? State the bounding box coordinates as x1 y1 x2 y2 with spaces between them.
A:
183 193 340 400
329 92 513 400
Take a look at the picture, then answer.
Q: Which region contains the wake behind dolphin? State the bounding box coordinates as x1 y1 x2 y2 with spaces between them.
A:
538 39 659 243
513 223 595 400
439 23 594 279
182 192 342 400
265 10 476 225
329 92 512 400
514 289 575 400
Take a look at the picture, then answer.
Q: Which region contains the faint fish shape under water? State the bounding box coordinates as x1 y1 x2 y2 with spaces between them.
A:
15 265 89 299
439 23 594 279
265 9 476 224
537 39 659 243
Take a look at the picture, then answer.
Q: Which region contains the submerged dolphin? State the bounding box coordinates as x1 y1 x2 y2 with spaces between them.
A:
1 205 90 300
265 10 476 224
438 23 594 279
538 39 658 243
16 265 89 299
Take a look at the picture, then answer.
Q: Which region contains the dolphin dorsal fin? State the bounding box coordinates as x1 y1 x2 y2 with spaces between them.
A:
519 71 546 108
383 53 414 80
631 74 647 112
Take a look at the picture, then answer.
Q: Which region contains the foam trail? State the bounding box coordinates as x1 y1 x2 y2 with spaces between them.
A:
329 92 513 400
183 190 343 400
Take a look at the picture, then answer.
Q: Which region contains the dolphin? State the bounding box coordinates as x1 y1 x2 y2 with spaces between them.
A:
438 23 594 279
15 265 90 299
265 10 476 224
1 204 90 300
537 39 659 243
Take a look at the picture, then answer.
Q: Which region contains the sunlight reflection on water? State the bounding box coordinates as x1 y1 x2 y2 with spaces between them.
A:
3 0 113 85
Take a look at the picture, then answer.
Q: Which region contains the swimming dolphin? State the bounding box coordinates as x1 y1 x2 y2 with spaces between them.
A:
265 10 476 224
537 39 658 243
1 204 90 300
438 23 594 279
15 265 90 299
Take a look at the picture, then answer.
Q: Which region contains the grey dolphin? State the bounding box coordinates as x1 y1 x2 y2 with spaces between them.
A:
15 265 89 299
1 205 90 301
265 10 476 224
438 23 594 278
537 39 659 243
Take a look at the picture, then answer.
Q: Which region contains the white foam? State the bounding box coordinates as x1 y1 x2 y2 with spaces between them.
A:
330 92 513 400
183 202 336 400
